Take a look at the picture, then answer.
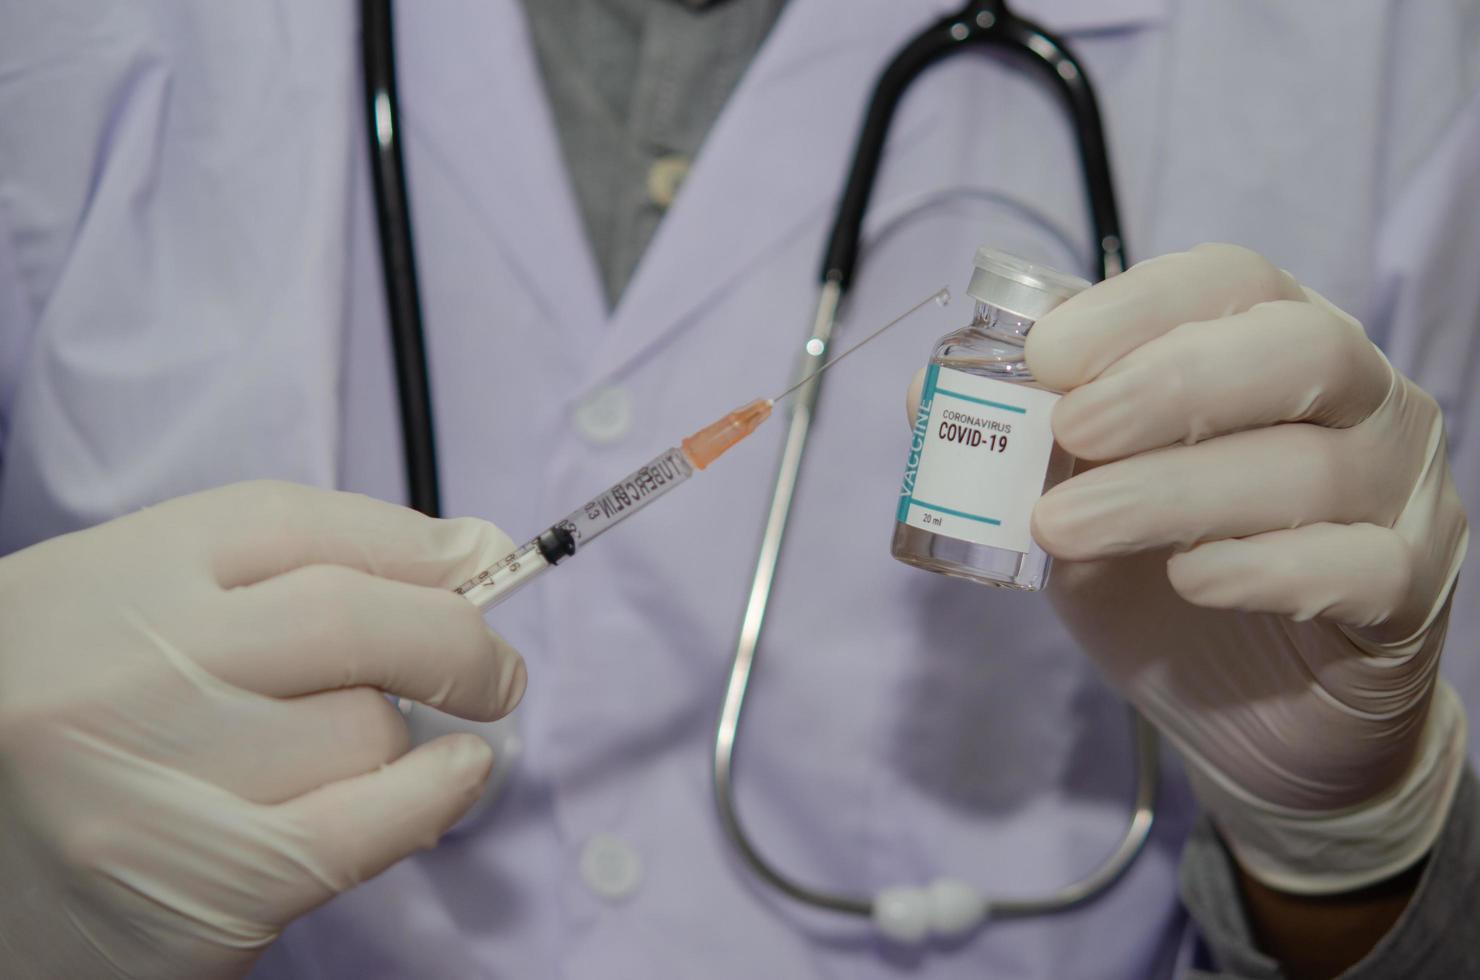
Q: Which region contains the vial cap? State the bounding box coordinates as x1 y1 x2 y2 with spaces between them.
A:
967 247 1091 322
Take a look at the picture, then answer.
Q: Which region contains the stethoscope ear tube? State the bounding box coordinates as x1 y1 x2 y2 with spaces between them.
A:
362 0 443 517
820 1 1125 290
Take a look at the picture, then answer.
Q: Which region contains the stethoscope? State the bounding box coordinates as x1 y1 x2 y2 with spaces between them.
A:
361 0 1158 943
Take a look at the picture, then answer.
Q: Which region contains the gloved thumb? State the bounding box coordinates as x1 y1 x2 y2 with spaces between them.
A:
275 734 495 917
904 368 926 427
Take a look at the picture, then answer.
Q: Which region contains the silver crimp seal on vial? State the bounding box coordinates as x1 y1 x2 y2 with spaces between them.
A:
966 247 1091 323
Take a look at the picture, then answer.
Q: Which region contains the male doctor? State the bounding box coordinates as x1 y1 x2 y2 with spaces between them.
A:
2 1 1480 978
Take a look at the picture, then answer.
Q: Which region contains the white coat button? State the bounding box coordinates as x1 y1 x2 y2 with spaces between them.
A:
573 385 633 444
580 832 643 901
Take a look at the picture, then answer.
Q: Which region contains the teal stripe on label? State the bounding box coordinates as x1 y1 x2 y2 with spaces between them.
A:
934 387 1028 414
909 500 1002 526
896 362 941 522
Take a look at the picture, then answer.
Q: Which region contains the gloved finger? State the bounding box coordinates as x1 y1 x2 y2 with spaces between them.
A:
1053 300 1393 461
272 733 496 918
905 367 926 427
164 481 513 590
151 686 411 804
211 689 412 805
1032 422 1413 562
201 564 527 720
1025 244 1308 393
1165 522 1420 631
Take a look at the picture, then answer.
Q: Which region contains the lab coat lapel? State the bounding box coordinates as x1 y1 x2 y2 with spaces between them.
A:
597 0 959 381
393 1 605 337
597 0 1168 381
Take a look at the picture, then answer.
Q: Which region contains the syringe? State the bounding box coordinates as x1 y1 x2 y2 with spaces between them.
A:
454 286 949 611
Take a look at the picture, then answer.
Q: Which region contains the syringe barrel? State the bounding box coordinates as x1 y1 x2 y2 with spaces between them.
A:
455 539 551 610
558 446 695 550
455 448 695 611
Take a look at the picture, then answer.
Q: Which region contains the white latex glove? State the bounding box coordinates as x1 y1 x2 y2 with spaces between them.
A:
0 481 527 978
1016 244 1469 893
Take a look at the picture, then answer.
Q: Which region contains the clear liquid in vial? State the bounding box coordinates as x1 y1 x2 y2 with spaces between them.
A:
891 316 1074 592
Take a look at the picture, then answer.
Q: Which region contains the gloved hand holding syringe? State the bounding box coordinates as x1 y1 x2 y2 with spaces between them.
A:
454 286 950 610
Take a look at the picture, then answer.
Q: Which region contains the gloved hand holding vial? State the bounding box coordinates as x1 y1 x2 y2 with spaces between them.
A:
902 244 1468 969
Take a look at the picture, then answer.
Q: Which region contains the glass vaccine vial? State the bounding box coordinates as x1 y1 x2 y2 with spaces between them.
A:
892 247 1089 591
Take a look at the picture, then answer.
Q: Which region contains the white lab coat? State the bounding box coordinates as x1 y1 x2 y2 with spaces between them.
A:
1 1 1478 977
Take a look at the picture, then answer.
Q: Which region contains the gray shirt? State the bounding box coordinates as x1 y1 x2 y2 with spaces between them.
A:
516 2 1480 976
521 0 786 306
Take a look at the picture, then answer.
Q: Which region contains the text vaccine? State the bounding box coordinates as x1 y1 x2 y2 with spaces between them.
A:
892 247 1089 591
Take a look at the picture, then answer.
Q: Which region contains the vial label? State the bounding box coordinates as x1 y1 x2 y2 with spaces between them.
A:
897 364 1060 554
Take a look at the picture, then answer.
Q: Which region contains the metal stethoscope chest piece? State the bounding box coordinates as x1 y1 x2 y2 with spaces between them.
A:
710 0 1158 941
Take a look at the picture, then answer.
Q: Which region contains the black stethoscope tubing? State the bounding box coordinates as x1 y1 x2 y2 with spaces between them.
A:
362 0 441 516
710 2 1155 923
824 0 1126 289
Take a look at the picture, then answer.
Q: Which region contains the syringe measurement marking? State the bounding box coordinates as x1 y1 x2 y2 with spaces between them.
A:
454 548 530 595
